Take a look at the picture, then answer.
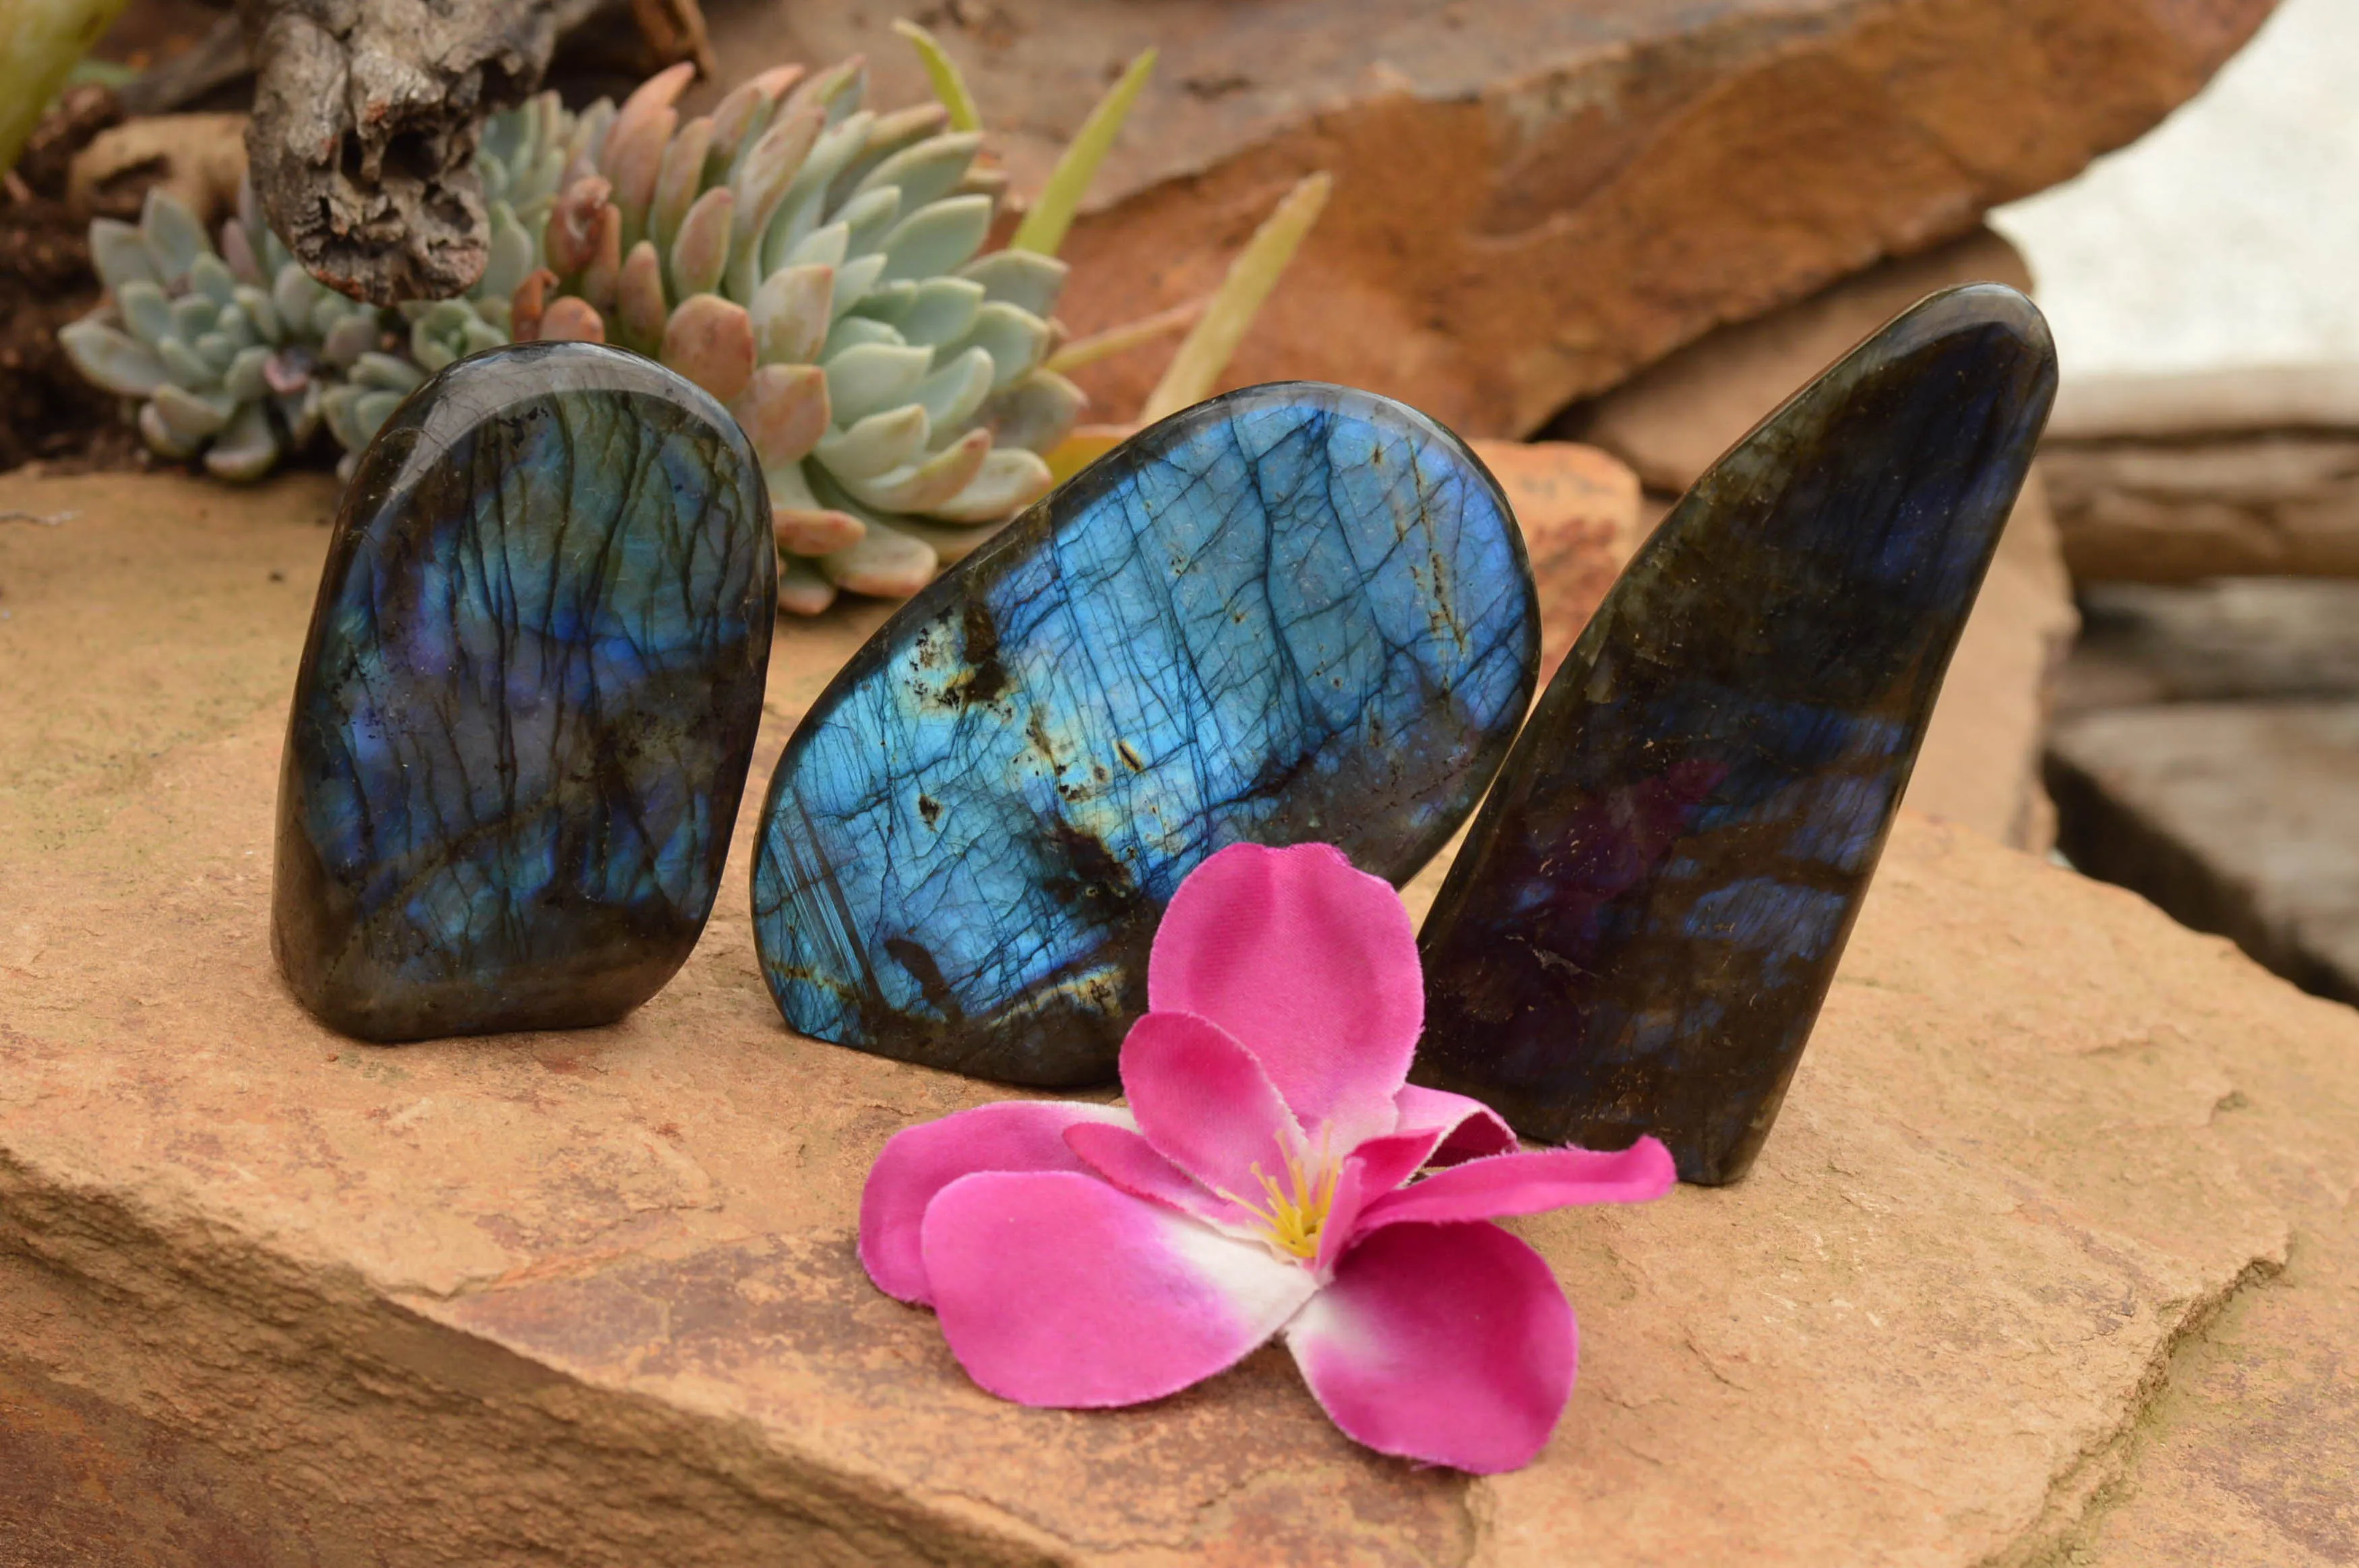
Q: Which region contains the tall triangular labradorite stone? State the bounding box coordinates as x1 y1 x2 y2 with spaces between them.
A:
1413 284 2058 1185
754 383 1539 1086
274 342 776 1042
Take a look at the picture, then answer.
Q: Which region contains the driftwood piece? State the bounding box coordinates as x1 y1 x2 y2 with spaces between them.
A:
236 0 559 304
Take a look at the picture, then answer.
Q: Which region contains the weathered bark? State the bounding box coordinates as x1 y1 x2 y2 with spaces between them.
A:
236 0 559 304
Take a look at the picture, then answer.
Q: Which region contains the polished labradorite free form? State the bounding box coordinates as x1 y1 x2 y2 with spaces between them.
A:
274 342 776 1042
1414 284 2058 1185
754 383 1538 1086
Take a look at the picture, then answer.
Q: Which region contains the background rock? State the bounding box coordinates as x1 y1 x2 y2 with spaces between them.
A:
2060 579 2359 710
65 112 248 229
698 0 2275 439
2045 429 2359 584
2048 701 2359 1006
2 469 2353 1565
1473 440 1641 678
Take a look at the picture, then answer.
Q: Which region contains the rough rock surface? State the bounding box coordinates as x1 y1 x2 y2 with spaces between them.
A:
2045 431 2359 583
1564 229 2077 850
2059 579 2359 712
2048 703 2359 1006
702 0 2275 439
2039 369 2359 584
2 471 2354 1565
1473 441 1641 678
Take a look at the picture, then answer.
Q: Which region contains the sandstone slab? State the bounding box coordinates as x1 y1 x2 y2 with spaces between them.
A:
1561 229 2077 850
2045 430 2359 583
2059 578 2359 712
2048 701 2359 1005
700 0 2274 440
1 471 2353 1565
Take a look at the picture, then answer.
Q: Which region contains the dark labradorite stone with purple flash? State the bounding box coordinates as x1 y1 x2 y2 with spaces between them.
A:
754 382 1537 1086
1413 284 2058 1185
273 341 775 1042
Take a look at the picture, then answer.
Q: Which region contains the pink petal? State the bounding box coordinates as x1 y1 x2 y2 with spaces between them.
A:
1286 1221 1575 1474
1147 842 1423 1145
1063 1120 1239 1230
1357 1138 1676 1234
1392 1084 1519 1165
859 1100 1132 1305
1120 1010 1301 1201
923 1171 1316 1408
1310 1128 1444 1277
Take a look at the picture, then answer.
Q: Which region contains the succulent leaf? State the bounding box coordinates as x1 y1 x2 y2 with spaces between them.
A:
958 249 1070 319
151 382 236 443
116 281 175 348
818 515 938 597
669 187 735 298
539 297 607 342
751 264 834 363
913 346 997 432
825 342 932 425
59 319 169 397
776 555 840 616
90 219 160 292
928 445 1055 523
205 402 281 481
617 241 669 352
973 371 1086 455
816 402 931 480
733 362 830 467
139 189 209 284
880 194 993 282
224 344 272 401
838 426 992 513
660 293 756 402
650 116 718 257
947 301 1053 387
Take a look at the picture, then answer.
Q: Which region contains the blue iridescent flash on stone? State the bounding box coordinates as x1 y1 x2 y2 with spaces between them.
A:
752 382 1538 1086
1413 284 2058 1184
273 342 776 1042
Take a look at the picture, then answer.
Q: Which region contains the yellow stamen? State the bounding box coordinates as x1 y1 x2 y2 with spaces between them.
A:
1223 1129 1339 1260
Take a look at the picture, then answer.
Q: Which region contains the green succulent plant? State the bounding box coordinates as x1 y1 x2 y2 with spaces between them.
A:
61 34 1155 615
513 59 1085 613
60 183 386 480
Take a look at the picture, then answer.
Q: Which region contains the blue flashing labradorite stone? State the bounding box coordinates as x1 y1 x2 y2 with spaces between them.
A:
753 382 1538 1086
273 342 776 1042
1413 284 2058 1185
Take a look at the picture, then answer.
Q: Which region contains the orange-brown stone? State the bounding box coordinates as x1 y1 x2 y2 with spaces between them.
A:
1 469 2351 1565
704 0 2276 438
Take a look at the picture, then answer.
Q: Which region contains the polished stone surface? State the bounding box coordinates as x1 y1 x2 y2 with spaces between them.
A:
273 342 775 1042
1413 285 2058 1183
752 383 1537 1086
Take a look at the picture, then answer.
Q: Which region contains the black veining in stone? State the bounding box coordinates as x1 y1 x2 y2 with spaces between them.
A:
752 382 1539 1086
273 341 776 1042
1413 284 2058 1184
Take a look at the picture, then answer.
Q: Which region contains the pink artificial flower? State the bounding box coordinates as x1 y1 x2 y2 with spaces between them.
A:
859 842 1676 1474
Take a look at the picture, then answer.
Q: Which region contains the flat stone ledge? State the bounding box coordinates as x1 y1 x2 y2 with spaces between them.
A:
2048 701 2359 1005
2 472 2354 1565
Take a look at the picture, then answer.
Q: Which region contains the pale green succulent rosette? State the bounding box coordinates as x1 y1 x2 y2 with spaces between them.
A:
59 52 1091 615
61 183 385 480
534 61 1082 613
